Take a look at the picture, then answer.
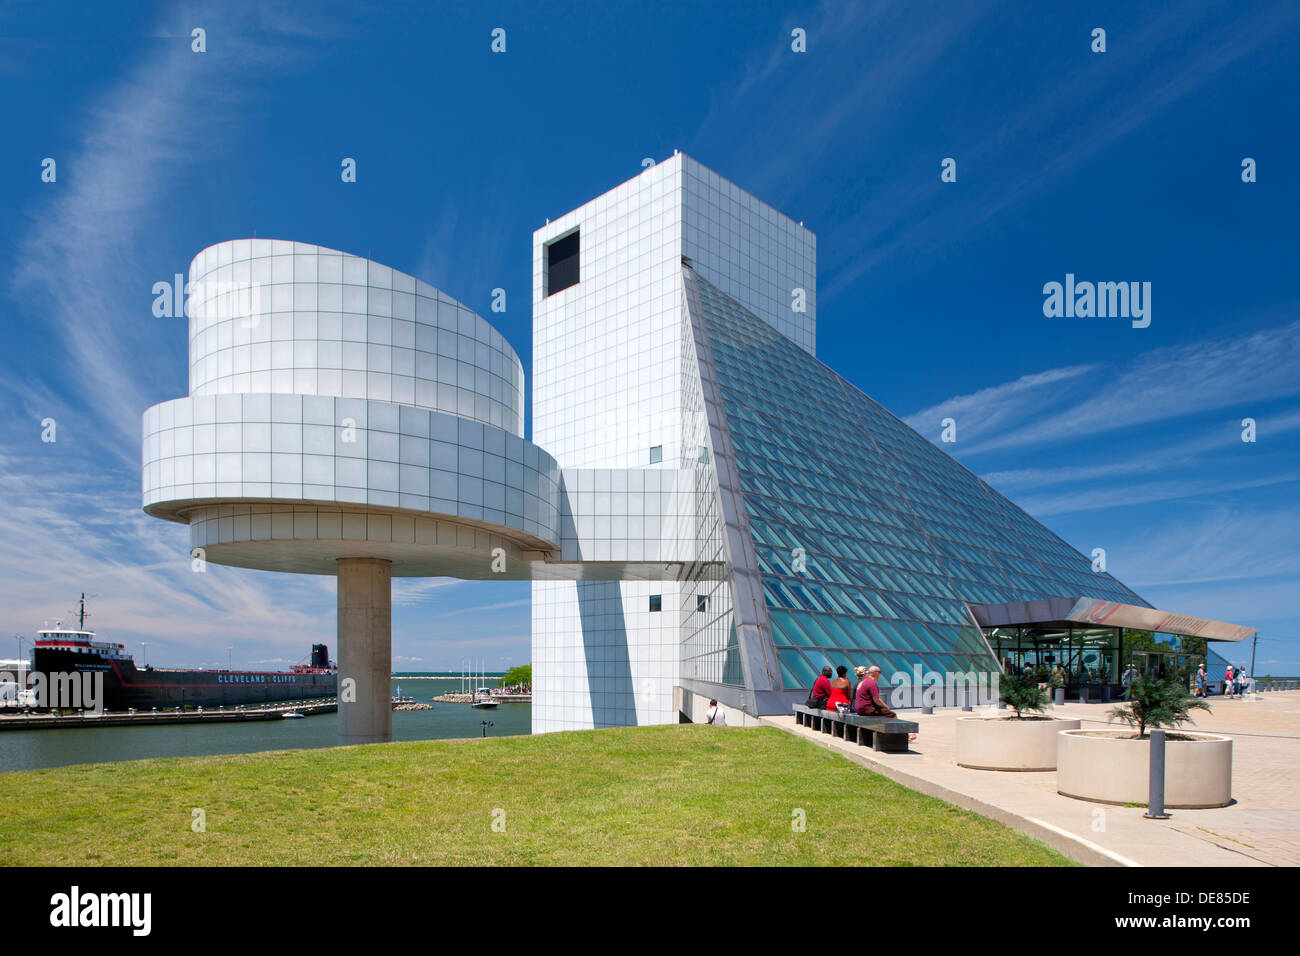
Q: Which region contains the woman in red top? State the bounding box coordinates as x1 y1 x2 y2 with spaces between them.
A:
828 665 853 710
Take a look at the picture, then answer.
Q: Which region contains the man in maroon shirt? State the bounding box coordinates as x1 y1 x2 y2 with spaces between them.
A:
854 665 897 717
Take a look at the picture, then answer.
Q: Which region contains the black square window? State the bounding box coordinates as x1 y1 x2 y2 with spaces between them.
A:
649 445 662 464
545 230 579 296
649 594 662 613
697 595 708 613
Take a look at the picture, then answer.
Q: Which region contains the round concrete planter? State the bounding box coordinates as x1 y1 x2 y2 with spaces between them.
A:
1057 729 1233 808
955 715 1081 771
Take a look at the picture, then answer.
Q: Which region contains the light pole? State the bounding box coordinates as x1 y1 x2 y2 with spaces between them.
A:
141 643 149 668
227 646 232 671
12 635 26 705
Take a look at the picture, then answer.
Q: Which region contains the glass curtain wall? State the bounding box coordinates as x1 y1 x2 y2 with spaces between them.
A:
984 625 1121 684
685 267 1150 693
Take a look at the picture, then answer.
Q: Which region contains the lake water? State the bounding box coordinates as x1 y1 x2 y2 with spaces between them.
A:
0 677 530 772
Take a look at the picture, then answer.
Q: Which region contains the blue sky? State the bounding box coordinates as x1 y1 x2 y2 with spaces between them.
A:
1 0 1296 674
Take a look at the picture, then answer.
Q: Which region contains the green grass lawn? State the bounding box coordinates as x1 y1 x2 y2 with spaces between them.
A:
0 725 1072 866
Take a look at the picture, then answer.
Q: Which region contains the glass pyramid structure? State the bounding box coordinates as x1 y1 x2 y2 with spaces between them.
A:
679 266 1149 708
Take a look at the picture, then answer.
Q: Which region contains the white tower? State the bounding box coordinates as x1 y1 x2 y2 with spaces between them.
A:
530 154 816 732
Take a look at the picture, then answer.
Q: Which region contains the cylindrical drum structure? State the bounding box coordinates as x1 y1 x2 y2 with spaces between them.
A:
142 240 563 743
143 240 561 573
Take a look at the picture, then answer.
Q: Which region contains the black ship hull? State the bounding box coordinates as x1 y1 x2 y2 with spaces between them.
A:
31 648 336 711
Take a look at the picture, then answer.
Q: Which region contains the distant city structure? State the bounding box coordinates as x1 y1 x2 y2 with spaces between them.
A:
143 154 1254 744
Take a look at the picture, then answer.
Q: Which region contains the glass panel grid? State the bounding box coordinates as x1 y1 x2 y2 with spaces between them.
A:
686 268 1149 684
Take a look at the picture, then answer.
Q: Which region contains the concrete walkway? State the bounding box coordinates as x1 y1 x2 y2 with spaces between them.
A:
763 691 1300 867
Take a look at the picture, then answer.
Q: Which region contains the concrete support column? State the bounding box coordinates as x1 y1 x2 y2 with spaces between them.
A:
337 557 392 746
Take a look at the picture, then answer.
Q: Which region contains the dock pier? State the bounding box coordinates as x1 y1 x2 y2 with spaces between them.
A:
0 699 338 731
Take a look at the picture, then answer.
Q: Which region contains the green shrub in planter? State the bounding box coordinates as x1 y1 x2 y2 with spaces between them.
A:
1111 674 1211 737
999 672 1049 719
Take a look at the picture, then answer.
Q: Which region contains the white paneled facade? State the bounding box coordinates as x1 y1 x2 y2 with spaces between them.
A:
186 240 524 437
142 396 560 574
680 156 817 355
531 154 816 733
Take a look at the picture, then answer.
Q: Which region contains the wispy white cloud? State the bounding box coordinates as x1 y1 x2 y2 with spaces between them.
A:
0 448 334 666
910 319 1300 456
10 42 200 461
392 578 464 607
985 321 1300 454
983 409 1300 491
1115 505 1300 589
7 4 340 464
0 5 364 667
904 364 1094 446
1018 473 1296 518
438 598 531 616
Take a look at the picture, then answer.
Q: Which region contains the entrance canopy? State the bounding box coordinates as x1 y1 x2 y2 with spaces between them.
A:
967 597 1255 643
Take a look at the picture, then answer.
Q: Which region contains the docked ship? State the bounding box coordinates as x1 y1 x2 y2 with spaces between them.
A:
29 596 336 711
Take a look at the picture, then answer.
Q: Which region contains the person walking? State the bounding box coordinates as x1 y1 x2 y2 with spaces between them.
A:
704 699 727 725
1194 663 1207 698
1225 664 1235 698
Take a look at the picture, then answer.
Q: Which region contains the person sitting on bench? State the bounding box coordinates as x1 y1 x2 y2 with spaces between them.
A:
807 666 833 709
827 666 853 711
854 665 896 718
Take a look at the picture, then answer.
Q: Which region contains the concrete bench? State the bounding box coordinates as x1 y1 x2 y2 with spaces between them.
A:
792 704 918 753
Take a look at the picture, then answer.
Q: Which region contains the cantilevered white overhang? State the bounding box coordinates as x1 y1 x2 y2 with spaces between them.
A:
966 597 1255 643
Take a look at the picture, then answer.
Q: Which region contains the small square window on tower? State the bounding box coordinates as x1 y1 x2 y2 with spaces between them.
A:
697 595 708 613
649 594 662 612
649 445 662 464
545 230 579 296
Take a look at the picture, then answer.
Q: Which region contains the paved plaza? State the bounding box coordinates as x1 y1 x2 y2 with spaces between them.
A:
765 690 1300 867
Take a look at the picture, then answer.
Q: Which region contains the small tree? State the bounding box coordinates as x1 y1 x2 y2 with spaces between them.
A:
999 672 1048 719
498 664 531 688
1111 674 1210 737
